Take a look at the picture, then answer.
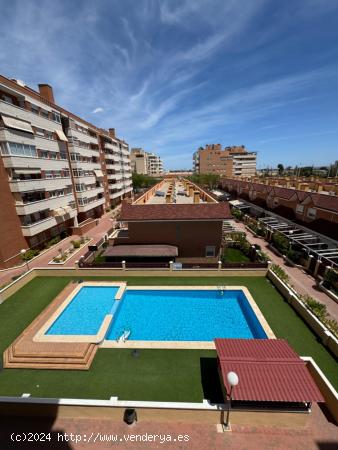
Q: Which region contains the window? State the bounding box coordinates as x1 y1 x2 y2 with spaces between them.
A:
49 152 57 159
35 127 45 137
296 204 304 214
45 130 53 140
8 142 37 157
45 171 53 179
31 104 40 115
1 94 13 104
40 109 49 119
52 111 61 123
39 150 48 159
205 246 216 258
307 207 317 219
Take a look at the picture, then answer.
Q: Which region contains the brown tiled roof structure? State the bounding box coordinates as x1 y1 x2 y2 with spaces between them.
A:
310 193 338 212
103 244 178 257
215 339 324 403
120 201 232 221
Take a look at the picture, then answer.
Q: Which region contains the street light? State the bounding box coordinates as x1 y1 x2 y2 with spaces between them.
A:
224 371 239 431
20 249 29 271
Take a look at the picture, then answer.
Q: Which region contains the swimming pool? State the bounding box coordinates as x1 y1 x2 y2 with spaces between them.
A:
46 286 119 335
107 289 267 341
44 285 268 341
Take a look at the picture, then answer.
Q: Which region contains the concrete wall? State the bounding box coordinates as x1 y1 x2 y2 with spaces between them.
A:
124 221 223 258
267 269 338 358
0 267 268 303
0 402 309 427
303 357 338 424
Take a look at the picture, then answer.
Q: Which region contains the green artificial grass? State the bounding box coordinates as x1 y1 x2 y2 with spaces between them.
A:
222 247 250 263
0 275 337 401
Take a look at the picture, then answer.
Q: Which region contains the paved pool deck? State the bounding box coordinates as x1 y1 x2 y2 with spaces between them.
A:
0 403 336 449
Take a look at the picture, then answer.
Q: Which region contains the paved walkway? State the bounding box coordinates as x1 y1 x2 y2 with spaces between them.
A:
237 222 338 320
0 403 337 449
0 207 120 287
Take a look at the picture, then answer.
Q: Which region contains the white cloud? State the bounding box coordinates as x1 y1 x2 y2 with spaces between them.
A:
92 107 104 114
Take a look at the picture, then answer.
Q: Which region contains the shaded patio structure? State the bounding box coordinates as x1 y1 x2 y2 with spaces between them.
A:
102 244 178 263
215 338 324 412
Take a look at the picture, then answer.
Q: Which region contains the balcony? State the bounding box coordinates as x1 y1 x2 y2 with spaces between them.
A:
2 155 70 171
0 128 67 154
70 159 101 171
0 100 63 133
75 186 104 198
21 209 77 237
67 128 98 145
15 193 75 215
78 197 105 212
68 145 100 159
9 177 72 193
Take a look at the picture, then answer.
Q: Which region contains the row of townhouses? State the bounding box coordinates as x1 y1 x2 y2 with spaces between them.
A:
220 178 338 240
0 75 132 268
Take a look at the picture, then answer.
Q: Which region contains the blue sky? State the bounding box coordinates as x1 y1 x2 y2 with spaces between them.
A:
0 0 338 170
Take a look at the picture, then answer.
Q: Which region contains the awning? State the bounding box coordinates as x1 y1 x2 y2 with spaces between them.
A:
103 244 178 258
94 169 104 178
1 115 33 134
15 168 41 175
55 129 68 142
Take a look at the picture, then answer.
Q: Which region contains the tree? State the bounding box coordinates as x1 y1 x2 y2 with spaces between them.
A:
277 164 284 175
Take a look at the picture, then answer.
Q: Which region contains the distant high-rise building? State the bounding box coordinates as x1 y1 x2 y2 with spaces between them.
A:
193 144 257 177
130 148 163 175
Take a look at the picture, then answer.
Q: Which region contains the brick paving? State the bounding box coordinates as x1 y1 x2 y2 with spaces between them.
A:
237 222 338 320
0 403 337 449
0 207 120 287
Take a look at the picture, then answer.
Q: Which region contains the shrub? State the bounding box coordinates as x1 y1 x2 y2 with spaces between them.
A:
271 264 289 283
72 240 81 249
232 208 243 221
21 249 40 261
45 236 61 249
324 318 338 338
272 232 289 254
286 249 303 264
303 295 328 321
53 256 61 263
323 269 338 293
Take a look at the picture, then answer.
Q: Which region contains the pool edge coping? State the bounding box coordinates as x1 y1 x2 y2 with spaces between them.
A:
34 283 275 345
33 281 126 343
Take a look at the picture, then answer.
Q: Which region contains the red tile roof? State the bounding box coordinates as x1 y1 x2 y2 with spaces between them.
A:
215 339 324 403
309 193 338 212
121 201 232 221
273 186 296 200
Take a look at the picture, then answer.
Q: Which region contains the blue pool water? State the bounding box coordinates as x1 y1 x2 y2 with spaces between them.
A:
45 287 267 340
106 289 267 341
47 286 118 335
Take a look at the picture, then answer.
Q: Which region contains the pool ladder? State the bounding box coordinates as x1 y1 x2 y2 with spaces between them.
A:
117 330 131 343
217 285 225 296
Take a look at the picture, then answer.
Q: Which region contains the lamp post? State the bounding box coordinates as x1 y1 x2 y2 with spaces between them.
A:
224 371 239 431
20 249 29 271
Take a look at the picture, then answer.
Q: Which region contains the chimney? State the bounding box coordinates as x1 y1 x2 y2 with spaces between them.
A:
166 193 171 204
189 185 194 197
109 128 116 138
38 84 55 103
193 191 200 203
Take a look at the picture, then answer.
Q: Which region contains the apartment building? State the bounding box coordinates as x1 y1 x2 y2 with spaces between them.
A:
130 148 163 176
193 144 257 177
0 74 132 268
